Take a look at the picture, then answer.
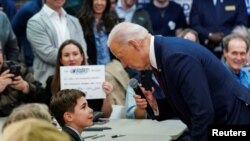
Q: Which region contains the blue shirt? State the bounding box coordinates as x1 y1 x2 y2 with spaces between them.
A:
125 75 165 119
225 65 250 89
93 21 110 65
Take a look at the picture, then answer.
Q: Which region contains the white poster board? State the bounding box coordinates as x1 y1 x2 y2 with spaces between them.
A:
60 65 105 99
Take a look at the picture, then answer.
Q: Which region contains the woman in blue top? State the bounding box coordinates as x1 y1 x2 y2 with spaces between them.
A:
78 0 119 65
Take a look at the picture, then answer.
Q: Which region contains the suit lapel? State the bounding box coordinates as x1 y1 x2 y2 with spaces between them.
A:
67 16 74 39
62 126 82 141
40 10 59 47
154 36 168 92
154 36 177 109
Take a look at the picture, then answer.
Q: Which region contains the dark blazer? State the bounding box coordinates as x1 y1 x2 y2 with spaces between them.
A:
62 126 83 141
153 36 250 141
190 0 248 43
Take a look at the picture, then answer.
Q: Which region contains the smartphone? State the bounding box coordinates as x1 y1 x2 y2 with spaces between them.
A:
140 70 152 91
9 65 21 77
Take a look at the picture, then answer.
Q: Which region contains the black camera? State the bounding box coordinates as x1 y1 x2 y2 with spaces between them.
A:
5 61 21 77
9 65 21 77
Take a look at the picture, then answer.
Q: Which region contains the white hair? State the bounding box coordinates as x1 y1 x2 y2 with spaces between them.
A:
232 25 250 40
107 22 149 48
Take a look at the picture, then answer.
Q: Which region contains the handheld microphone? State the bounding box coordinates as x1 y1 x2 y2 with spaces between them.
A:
129 78 155 120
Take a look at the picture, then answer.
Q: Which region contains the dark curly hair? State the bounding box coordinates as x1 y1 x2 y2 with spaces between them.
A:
78 0 119 36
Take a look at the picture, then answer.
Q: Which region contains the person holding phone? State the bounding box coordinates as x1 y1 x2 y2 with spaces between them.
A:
0 45 43 116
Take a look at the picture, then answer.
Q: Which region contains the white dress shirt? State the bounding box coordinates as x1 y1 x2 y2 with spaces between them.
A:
43 4 70 47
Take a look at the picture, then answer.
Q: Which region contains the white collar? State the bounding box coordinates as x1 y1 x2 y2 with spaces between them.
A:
43 4 67 17
149 36 157 69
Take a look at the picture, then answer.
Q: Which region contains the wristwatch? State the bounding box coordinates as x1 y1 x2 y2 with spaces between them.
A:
208 33 213 37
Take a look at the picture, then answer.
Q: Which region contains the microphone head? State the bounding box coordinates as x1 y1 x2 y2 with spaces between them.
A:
128 78 139 88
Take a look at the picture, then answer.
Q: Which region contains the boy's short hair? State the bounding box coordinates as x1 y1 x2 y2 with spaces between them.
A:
50 89 86 127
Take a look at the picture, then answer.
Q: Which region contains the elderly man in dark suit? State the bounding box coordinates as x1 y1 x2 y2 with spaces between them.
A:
107 22 250 141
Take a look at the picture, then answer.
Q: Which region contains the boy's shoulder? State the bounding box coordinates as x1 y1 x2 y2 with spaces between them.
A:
62 126 82 141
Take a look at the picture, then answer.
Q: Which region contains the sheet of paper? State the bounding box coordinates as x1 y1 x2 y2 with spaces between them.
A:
60 65 105 99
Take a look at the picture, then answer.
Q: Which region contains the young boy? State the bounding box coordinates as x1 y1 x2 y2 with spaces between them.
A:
50 89 93 141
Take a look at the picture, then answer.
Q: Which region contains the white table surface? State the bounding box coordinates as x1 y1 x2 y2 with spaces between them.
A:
82 119 187 141
0 118 187 141
84 134 171 141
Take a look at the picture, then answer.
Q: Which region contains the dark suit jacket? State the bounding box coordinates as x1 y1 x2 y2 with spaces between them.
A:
62 126 83 141
190 0 248 44
153 36 250 141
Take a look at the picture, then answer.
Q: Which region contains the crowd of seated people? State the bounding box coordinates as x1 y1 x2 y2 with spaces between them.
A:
1 0 250 140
